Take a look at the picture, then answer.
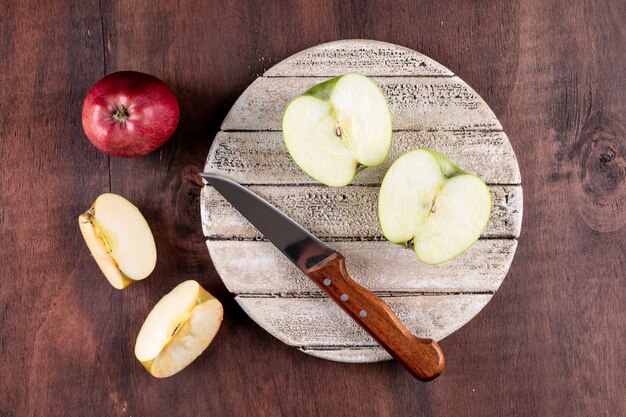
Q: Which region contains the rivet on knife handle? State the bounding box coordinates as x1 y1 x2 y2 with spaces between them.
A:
306 253 445 381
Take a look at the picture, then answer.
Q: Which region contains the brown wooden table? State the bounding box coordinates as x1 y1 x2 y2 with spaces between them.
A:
1 1 624 416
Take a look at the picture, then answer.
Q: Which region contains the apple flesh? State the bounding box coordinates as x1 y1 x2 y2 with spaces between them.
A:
78 193 157 289
82 71 180 157
378 150 491 265
282 74 392 187
135 280 223 378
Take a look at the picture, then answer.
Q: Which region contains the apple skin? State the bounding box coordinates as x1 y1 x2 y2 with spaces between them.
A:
81 71 180 157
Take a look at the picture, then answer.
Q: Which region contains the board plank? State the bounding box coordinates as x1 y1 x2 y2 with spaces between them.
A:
236 294 492 362
221 76 502 131
205 130 521 185
201 184 522 239
208 239 517 294
264 39 454 77
300 346 391 363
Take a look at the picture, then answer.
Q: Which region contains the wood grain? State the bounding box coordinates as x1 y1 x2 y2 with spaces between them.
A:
1 0 625 416
236 294 492 353
222 76 502 131
205 130 521 185
202 184 522 239
207 239 517 294
264 39 454 77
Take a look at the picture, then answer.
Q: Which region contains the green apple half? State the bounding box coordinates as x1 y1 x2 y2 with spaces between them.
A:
78 193 157 289
378 149 492 265
135 280 224 378
282 74 392 187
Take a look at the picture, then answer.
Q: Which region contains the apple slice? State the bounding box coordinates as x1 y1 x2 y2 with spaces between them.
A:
78 193 156 289
135 280 223 378
378 149 492 265
282 73 392 187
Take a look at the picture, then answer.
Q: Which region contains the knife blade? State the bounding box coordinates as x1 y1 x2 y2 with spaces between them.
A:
201 173 335 271
201 173 445 381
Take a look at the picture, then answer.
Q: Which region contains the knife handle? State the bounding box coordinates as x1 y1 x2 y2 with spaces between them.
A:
305 252 445 381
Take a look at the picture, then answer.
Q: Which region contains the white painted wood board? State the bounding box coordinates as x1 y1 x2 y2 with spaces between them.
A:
201 39 522 363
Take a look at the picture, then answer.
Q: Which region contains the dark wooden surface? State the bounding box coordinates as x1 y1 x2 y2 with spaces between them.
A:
1 0 624 416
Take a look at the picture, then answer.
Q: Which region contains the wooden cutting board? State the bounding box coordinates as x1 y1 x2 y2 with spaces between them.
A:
201 40 522 363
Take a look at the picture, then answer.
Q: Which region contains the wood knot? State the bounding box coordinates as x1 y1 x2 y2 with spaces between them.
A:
576 113 626 232
163 164 209 267
583 140 623 193
599 147 615 164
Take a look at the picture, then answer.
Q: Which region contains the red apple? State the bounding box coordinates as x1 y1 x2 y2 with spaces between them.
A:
82 71 180 157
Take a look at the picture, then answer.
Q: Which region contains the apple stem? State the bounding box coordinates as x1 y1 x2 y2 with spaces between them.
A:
335 122 342 137
84 207 95 221
112 105 130 122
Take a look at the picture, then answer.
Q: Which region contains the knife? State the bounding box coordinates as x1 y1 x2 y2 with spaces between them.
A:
201 173 445 381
